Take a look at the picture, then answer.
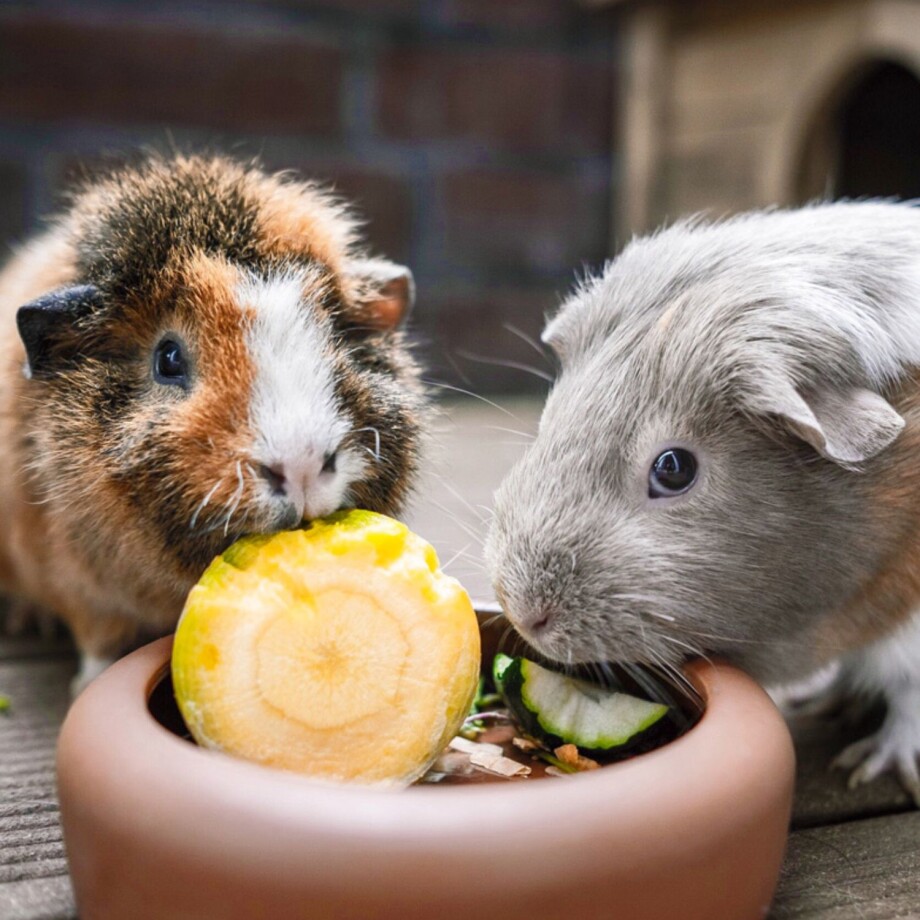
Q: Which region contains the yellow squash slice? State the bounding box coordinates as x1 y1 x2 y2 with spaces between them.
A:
171 510 481 786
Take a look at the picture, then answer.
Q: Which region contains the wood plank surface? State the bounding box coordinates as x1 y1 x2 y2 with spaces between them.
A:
774 812 920 919
1 877 75 920
790 713 913 829
0 655 76 919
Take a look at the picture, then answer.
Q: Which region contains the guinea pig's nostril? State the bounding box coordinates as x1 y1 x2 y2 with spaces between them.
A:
258 463 286 496
517 609 552 636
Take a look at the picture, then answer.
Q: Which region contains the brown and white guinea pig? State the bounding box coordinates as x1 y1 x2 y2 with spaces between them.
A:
0 154 426 693
486 203 920 804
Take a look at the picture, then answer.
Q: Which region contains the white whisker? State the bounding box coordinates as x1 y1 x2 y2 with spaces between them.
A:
428 473 491 525
502 322 553 364
485 425 536 440
425 498 486 546
222 462 246 537
421 380 520 419
454 349 555 384
441 544 475 570
353 426 381 462
190 479 224 531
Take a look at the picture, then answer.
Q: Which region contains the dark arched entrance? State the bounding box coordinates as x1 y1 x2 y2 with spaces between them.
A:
798 60 920 201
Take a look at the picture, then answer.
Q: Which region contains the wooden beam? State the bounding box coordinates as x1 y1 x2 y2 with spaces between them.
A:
614 3 669 245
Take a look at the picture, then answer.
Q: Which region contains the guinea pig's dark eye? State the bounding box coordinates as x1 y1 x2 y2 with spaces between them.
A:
649 448 697 498
153 338 188 387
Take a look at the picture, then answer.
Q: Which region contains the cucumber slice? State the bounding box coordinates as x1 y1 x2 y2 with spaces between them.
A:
493 653 669 755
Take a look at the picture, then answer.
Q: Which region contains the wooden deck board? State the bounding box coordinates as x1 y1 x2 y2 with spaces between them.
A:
0 654 75 919
0 398 918 918
774 812 920 919
1 876 76 920
790 714 913 829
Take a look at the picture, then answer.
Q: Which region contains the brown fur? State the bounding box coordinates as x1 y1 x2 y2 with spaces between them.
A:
0 155 426 661
810 373 920 656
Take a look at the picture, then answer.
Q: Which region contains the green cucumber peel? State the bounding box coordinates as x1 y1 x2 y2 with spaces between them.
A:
492 653 514 691
470 675 502 714
492 653 669 755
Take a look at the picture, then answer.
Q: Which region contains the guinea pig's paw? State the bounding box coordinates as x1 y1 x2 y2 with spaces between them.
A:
832 698 920 806
69 654 115 699
768 661 847 720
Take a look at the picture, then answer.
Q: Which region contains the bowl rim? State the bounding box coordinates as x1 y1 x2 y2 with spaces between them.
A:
59 635 794 837
57 632 797 920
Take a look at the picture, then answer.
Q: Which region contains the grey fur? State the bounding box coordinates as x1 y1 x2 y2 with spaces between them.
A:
487 202 920 685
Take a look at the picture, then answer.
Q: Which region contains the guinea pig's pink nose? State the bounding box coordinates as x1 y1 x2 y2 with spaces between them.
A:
257 462 308 517
257 452 338 521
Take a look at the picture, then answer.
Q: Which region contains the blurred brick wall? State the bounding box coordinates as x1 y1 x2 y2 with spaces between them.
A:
0 0 617 394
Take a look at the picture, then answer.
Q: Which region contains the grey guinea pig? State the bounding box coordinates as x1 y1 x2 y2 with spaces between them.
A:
486 202 920 804
0 154 427 694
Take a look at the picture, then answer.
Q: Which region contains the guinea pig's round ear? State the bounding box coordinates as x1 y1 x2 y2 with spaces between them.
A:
344 259 415 331
16 285 102 379
761 382 904 467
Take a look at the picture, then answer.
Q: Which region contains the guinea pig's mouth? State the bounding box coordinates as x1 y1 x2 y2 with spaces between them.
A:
558 658 705 722
272 503 306 532
256 503 308 536
494 628 705 717
203 506 306 559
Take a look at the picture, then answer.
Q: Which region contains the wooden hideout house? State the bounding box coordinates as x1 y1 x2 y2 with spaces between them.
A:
601 0 920 242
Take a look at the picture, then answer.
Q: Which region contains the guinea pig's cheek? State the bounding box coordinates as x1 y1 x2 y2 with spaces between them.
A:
185 382 251 445
303 476 349 521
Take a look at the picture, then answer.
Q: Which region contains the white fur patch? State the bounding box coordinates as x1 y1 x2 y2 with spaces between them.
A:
848 610 920 694
237 271 359 519
833 612 920 801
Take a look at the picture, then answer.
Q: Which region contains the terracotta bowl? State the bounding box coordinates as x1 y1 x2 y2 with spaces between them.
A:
57 617 794 920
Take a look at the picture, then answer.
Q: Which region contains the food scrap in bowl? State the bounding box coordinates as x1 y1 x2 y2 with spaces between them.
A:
421 651 699 784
